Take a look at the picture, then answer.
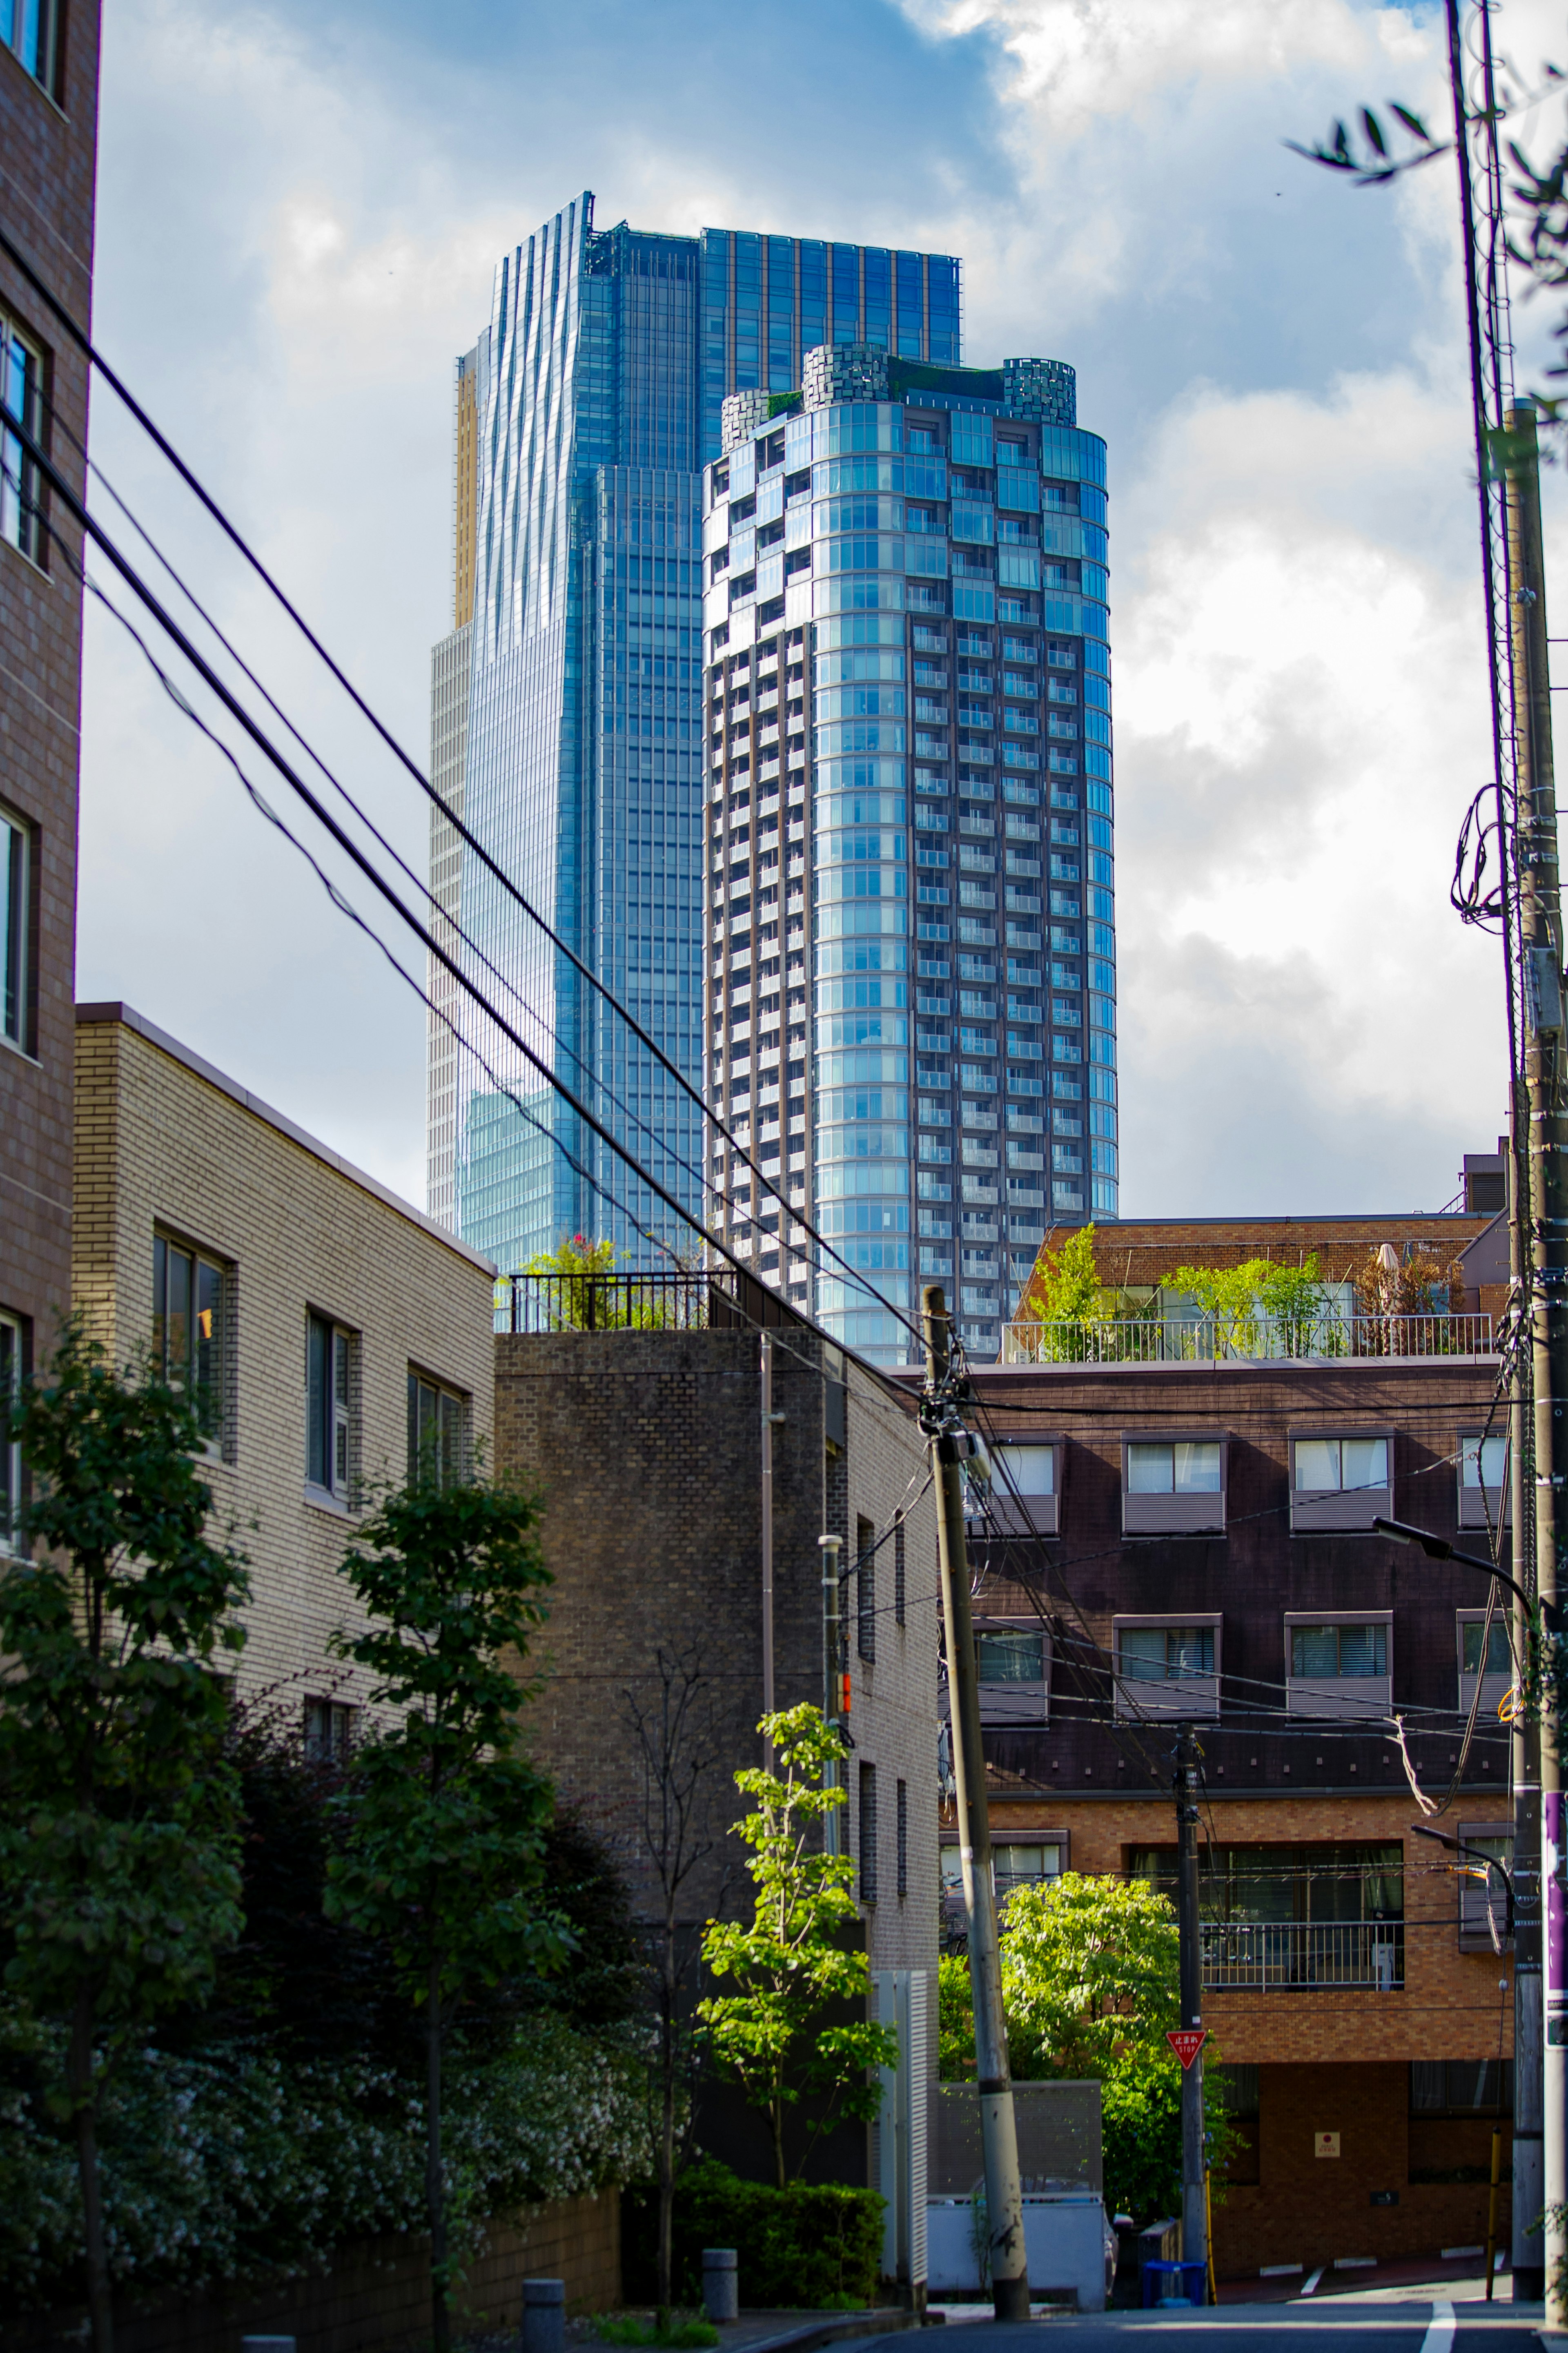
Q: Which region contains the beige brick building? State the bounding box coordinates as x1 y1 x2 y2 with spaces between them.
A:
72 1005 496 1727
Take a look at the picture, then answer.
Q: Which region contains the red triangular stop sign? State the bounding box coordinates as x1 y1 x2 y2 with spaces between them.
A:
1167 2027 1207 2071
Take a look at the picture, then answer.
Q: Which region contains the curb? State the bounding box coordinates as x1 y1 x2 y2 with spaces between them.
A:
735 2315 920 2353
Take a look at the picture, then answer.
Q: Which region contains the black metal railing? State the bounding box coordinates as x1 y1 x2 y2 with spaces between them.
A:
497 1269 811 1337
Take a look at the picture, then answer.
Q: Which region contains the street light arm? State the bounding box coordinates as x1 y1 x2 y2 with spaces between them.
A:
1410 1822 1515 1936
1373 1516 1552 1628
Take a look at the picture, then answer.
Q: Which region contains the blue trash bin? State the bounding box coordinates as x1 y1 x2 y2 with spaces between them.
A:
1141 2257 1207 2308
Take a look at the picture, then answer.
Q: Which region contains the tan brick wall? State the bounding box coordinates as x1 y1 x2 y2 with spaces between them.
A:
71 1010 496 1714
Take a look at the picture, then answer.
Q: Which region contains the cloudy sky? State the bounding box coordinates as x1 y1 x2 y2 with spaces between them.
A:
74 0 1568 1221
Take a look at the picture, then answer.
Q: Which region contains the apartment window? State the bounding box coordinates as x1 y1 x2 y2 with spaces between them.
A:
1123 1433 1225 1537
1412 2059 1512 2114
942 1838 1063 1900
1114 1617 1221 1719
1454 1822 1513 1952
1134 1841 1403 1988
1285 1612 1392 1718
857 1512 876 1662
1 314 47 564
1290 1429 1394 1532
859 1761 878 1905
1457 1611 1513 1722
991 1434 1062 1536
303 1697 355 1763
975 1620 1049 1723
0 1309 23 1554
153 1233 226 1447
897 1777 909 1898
893 1512 906 1626
1459 1429 1510 1530
1 0 63 96
407 1369 466 1487
307 1312 354 1501
2 804 31 1053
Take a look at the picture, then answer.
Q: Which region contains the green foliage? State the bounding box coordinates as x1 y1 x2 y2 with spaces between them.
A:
1167 1255 1328 1353
1021 1226 1105 1356
0 2001 648 2310
938 1874 1235 2227
323 1472 571 2345
700 1707 897 2188
626 2156 884 2310
0 1325 252 2345
590 2315 718 2348
519 1235 672 1329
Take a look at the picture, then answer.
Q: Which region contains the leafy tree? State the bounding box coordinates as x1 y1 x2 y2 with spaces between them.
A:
1020 1225 1106 1358
939 1873 1234 2225
700 1705 896 2188
323 1471 571 2352
0 1325 250 2353
1167 1254 1328 1355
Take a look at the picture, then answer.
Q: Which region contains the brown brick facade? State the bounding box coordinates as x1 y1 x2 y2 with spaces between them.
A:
0 6 102 1396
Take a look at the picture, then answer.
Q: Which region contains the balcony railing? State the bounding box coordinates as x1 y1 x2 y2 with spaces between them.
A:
1201 1920 1404 1990
497 1269 804 1336
1000 1312 1494 1366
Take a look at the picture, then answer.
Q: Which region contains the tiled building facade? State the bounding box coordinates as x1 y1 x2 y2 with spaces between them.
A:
73 1006 496 1723
1 0 102 1535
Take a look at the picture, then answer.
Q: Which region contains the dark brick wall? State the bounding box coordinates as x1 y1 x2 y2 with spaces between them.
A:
0 9 102 1365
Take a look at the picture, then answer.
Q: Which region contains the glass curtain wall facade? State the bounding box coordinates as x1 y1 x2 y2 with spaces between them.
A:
433 192 961 1277
702 352 1115 1365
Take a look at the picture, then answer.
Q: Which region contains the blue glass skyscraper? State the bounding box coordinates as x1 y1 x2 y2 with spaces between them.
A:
428 193 962 1276
701 347 1116 1366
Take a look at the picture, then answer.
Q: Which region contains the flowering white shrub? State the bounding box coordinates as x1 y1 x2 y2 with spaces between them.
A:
0 2005 649 2308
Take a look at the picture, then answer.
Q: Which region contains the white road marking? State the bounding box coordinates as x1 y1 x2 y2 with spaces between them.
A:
1420 2296 1455 2353
1300 2267 1325 2297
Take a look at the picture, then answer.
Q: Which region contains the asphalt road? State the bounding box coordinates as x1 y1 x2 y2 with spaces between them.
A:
841 2296 1546 2352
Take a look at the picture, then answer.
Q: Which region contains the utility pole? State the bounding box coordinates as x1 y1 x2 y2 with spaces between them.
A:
819 1533 843 1858
1174 1726 1207 2285
1505 399 1568 2323
761 1333 775 1772
920 1283 1029 2323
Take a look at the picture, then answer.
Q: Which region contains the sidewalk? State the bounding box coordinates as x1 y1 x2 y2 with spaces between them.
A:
1215 2246 1519 2307
572 2312 919 2353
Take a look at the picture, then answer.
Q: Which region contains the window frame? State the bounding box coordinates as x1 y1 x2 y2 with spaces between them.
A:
406 1365 469 1489
988 1430 1063 1537
1 0 64 99
1288 1425 1395 1533
303 1695 356 1764
0 310 49 565
942 1830 1067 1903
856 1512 876 1664
152 1229 230 1458
859 1760 878 1906
1120 1427 1227 1537
1454 1820 1513 1953
306 1310 356 1506
1 799 34 1056
0 1307 25 1555
1457 1427 1510 1532
1284 1609 1393 1719
972 1613 1051 1724
1113 1613 1222 1720
1456 1610 1514 1723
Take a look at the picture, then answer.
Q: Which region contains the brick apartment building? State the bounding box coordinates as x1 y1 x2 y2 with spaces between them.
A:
494 1287 941 2192
905 1201 1520 2277
1 0 102 1539
72 1004 496 1731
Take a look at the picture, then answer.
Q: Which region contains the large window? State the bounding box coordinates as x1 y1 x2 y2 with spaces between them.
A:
153 1234 226 1446
1458 1612 1512 1725
0 1309 22 1554
974 1620 1049 1723
1123 1434 1225 1536
1 0 63 97
1115 1621 1220 1717
856 1513 876 1663
1133 1842 1404 1989
990 1436 1061 1535
1285 1612 1392 1718
1 314 47 565
2 803 31 1052
307 1313 354 1501
406 1369 466 1488
859 1761 878 1906
1454 1822 1512 1952
1459 1430 1510 1530
1290 1429 1393 1532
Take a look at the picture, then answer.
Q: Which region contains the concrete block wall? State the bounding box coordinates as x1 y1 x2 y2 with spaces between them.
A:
71 1007 496 1713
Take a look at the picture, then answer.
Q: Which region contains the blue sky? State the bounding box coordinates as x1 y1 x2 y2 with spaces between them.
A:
73 0 1567 1223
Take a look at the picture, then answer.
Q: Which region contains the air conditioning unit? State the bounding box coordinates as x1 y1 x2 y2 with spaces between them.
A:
871 1969 929 2297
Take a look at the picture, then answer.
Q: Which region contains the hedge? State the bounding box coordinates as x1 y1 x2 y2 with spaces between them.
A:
625 2158 885 2309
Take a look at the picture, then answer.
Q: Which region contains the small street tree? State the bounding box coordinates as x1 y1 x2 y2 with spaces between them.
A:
624 1647 727 2327
699 1704 895 2189
323 1470 570 2352
0 1325 250 2353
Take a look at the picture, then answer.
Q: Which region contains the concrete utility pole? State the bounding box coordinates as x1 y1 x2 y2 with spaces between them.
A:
1505 399 1568 2323
819 1533 843 1857
920 1283 1029 2323
1174 1726 1207 2283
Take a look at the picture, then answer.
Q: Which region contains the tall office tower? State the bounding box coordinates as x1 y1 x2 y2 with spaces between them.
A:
702 348 1115 1366
428 194 961 1275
